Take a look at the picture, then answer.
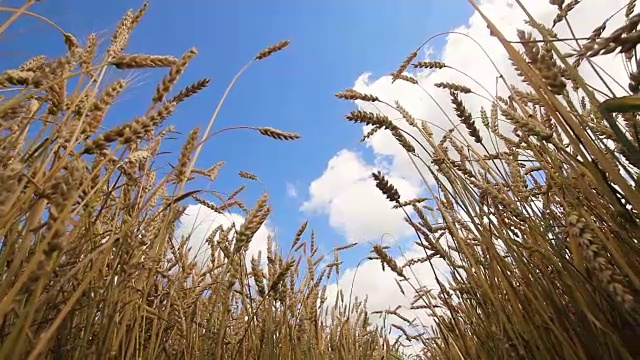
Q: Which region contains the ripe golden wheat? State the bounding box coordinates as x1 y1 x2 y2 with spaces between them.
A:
334 0 640 358
0 2 401 359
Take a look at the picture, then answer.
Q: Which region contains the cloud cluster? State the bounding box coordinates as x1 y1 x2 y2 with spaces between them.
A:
175 204 273 269
304 0 629 336
301 149 421 243
323 242 451 319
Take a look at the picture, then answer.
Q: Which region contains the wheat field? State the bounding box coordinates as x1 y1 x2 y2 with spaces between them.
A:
1 0 639 359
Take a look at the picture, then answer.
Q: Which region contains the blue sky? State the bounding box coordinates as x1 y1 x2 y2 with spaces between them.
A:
2 0 473 268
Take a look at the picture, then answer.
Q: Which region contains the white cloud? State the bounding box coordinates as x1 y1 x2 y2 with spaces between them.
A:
285 182 298 198
324 243 450 320
322 242 455 360
301 149 422 243
306 0 629 346
175 204 273 269
350 1 628 183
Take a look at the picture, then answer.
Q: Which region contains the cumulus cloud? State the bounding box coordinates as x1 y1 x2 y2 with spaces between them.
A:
323 243 451 324
175 204 273 269
301 149 422 243
305 0 629 338
351 0 628 183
